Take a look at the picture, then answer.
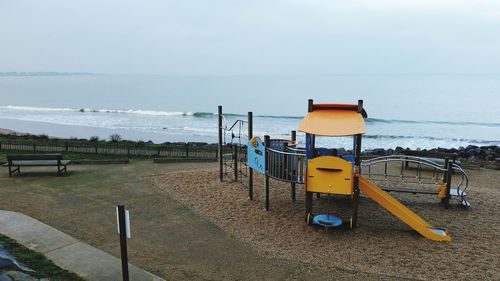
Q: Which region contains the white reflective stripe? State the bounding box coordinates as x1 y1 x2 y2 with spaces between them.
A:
116 206 120 234
125 210 131 239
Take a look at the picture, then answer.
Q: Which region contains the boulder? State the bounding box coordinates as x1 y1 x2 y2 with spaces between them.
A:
5 271 37 281
0 272 13 281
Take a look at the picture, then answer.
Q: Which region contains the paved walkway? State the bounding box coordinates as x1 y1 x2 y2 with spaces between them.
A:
0 210 164 281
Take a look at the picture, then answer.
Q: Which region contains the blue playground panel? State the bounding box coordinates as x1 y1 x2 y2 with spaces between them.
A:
247 137 266 175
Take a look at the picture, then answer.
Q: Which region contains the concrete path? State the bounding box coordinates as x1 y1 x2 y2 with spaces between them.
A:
0 210 164 281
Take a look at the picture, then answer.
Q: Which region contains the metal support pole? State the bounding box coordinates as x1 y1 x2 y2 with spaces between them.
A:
117 205 129 281
233 144 238 181
248 112 253 200
444 160 452 209
264 135 270 211
218 106 223 181
305 192 313 223
352 133 362 229
290 130 296 201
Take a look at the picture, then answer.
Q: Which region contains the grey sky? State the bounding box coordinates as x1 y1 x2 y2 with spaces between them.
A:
1 0 499 75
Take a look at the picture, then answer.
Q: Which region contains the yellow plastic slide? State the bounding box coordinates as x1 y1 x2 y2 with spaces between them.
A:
358 176 451 241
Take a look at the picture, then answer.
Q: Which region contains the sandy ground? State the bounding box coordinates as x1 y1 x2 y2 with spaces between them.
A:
150 164 500 280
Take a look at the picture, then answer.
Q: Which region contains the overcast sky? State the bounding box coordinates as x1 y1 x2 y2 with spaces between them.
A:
1 0 499 75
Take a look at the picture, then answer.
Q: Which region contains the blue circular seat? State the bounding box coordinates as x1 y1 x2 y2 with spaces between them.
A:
312 214 343 228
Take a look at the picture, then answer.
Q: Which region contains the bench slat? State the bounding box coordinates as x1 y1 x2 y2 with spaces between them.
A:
7 154 63 161
4 160 71 166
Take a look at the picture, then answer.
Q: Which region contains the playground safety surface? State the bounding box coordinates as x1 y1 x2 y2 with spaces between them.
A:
150 164 500 281
0 161 498 280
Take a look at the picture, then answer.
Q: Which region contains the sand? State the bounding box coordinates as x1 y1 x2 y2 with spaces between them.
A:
150 166 500 280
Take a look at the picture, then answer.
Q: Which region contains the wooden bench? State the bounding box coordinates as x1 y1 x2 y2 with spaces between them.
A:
4 154 71 176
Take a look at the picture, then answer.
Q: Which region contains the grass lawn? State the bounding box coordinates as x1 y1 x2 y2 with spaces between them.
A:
0 234 85 281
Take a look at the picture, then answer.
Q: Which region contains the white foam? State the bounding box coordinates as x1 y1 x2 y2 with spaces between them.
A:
0 105 194 117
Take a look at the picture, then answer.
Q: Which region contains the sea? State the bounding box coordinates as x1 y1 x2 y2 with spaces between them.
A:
0 74 499 150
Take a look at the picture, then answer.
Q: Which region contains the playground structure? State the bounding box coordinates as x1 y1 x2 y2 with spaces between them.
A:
218 100 470 242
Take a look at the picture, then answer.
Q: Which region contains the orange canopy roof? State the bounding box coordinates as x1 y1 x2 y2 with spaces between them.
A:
298 109 366 136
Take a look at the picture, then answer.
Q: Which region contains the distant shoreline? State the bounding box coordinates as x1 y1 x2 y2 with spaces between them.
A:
0 72 94 77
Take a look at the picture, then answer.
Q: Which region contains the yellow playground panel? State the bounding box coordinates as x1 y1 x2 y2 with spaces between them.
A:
307 156 353 195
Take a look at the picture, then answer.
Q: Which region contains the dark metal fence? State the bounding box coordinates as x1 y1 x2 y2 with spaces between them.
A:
0 140 218 159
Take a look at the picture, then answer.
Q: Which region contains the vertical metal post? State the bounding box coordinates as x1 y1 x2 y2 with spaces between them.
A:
248 112 254 200
290 130 296 201
352 133 362 229
305 192 313 223
444 160 452 209
305 100 314 222
218 106 223 181
117 205 129 281
233 144 238 181
264 135 270 211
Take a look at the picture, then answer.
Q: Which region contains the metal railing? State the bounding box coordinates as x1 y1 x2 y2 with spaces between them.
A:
266 147 306 184
361 155 469 203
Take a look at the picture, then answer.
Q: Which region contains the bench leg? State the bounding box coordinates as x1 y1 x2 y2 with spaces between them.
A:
8 166 20 177
57 165 67 175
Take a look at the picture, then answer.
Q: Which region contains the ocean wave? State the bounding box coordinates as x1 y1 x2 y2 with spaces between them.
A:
0 105 196 117
2 105 499 127
364 134 499 145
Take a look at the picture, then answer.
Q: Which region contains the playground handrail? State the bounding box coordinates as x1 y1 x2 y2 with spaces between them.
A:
361 155 469 203
266 146 306 184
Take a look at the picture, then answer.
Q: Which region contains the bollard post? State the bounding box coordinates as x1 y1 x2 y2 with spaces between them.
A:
116 205 130 281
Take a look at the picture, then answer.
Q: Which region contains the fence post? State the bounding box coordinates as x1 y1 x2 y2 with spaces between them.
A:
0 141 2 150
65 142 68 151
185 143 189 158
127 147 130 158
95 146 98 154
